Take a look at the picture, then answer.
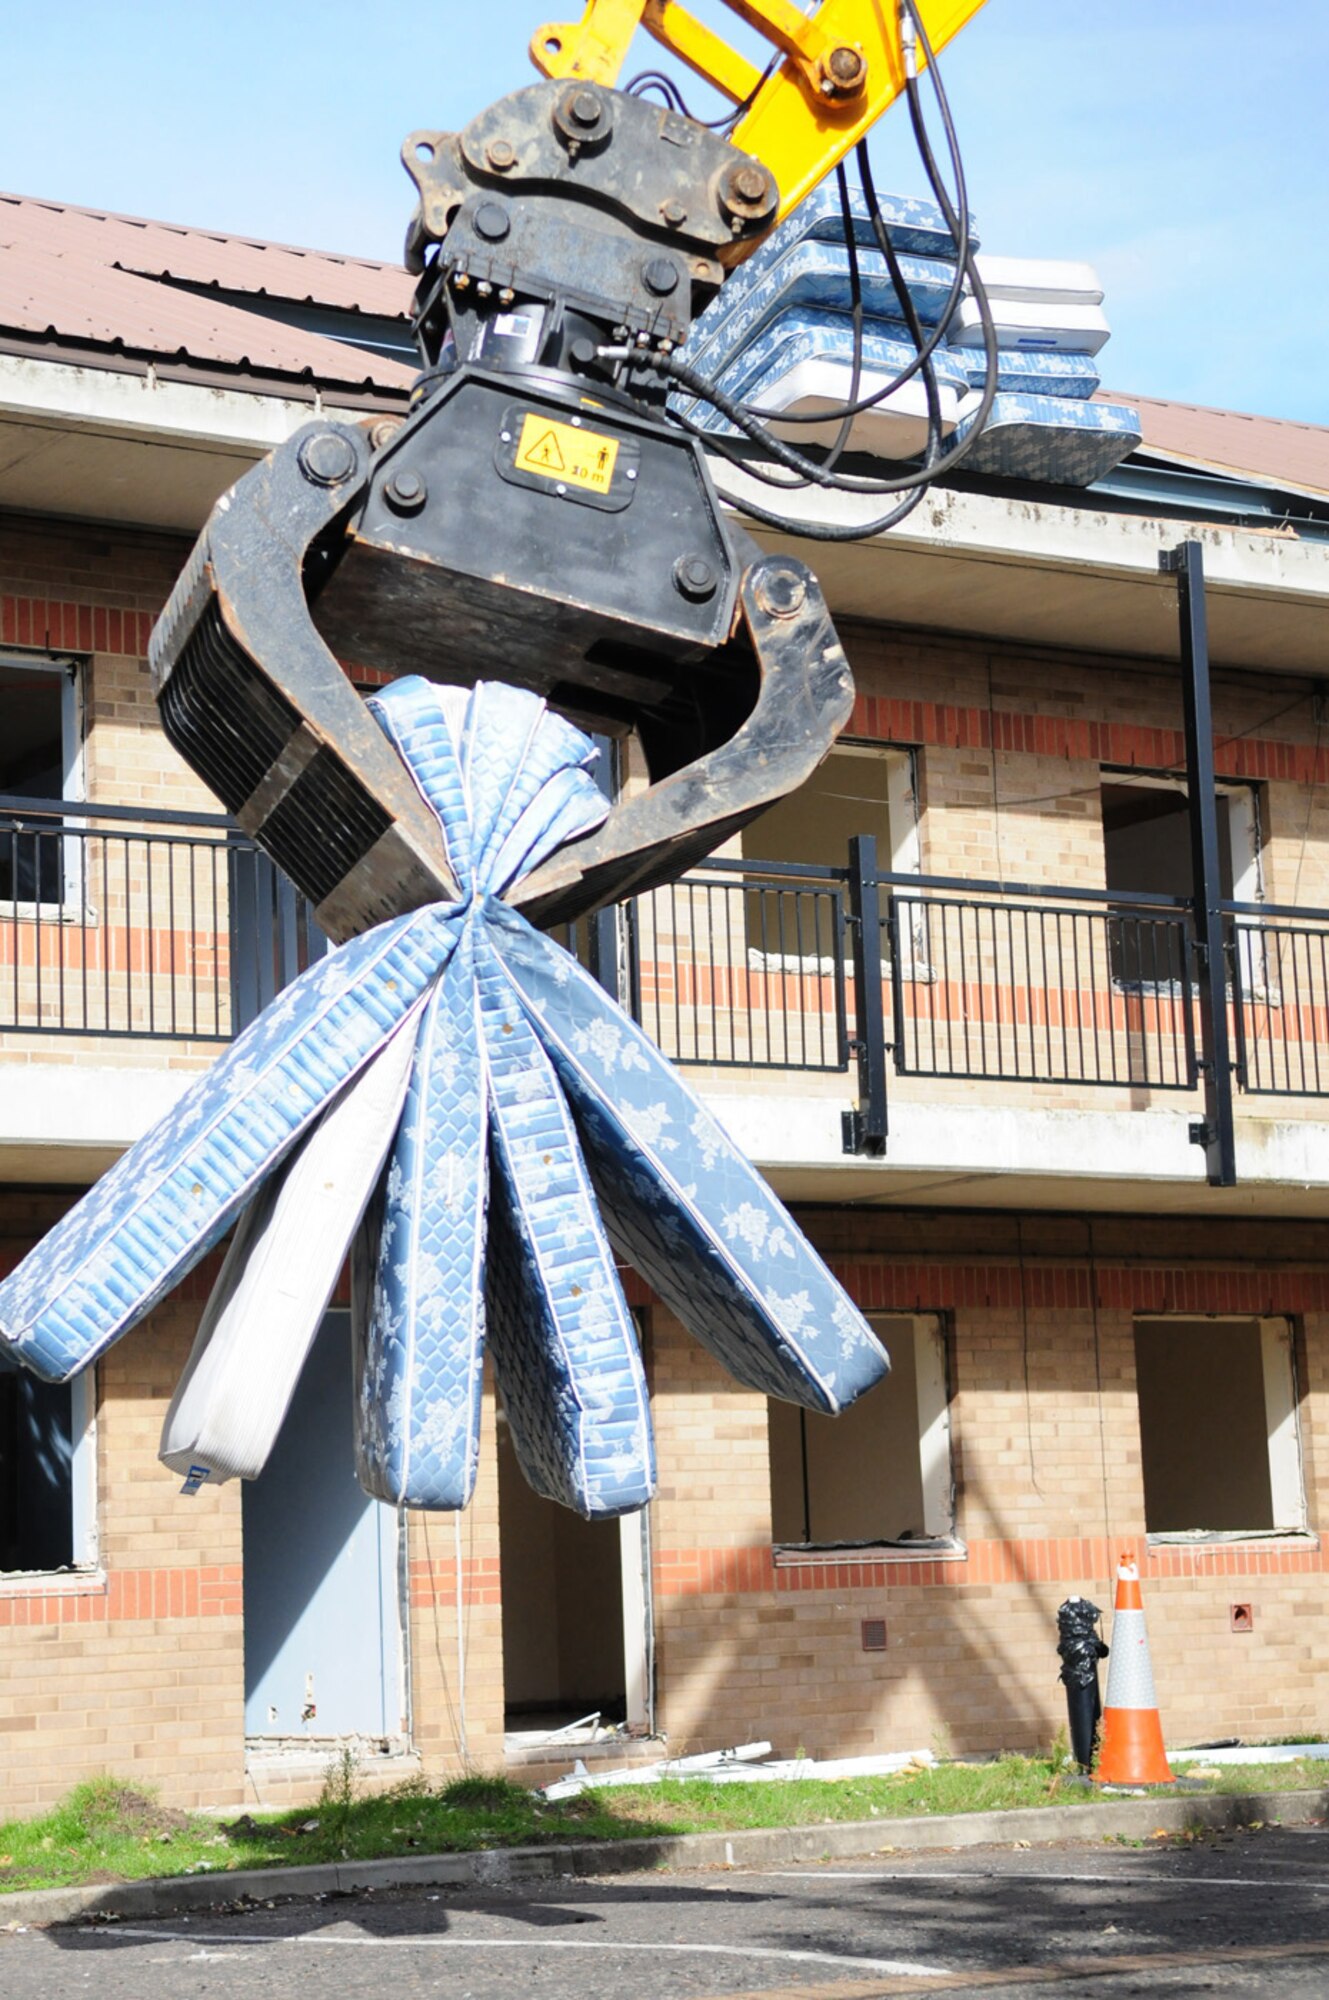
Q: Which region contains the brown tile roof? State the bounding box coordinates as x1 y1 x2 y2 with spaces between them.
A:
1101 390 1329 500
0 191 417 393
6 190 1326 496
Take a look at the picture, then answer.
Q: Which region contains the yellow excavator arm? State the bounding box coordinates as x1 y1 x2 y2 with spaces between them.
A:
531 0 989 227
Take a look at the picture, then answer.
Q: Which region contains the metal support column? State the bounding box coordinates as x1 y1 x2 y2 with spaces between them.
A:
1161 540 1236 1186
843 832 888 1156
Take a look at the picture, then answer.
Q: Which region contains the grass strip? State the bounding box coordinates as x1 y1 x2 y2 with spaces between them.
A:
1 1753 1324 1896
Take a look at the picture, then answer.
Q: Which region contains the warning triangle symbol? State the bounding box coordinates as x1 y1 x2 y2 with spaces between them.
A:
527 429 565 470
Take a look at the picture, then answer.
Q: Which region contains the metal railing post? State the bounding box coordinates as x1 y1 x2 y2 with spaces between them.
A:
587 901 622 1004
844 833 888 1156
228 844 262 1034
1161 540 1237 1186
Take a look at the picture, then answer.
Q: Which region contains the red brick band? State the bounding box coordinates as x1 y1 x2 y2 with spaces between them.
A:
850 691 1329 785
1 1530 1318 1625
655 1533 1324 1597
0 1564 242 1625
2 589 1324 787
828 1258 1329 1315
1 594 156 658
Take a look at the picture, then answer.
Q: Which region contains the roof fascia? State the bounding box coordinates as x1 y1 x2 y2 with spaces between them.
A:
0 349 387 452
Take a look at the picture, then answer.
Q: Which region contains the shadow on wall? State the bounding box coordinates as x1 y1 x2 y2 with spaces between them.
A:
651 1457 1087 1761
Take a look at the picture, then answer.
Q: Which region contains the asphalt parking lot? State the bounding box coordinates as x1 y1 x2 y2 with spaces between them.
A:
4 1823 1329 1998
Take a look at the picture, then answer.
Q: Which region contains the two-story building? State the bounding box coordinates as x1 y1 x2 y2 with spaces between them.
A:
2 189 1328 1812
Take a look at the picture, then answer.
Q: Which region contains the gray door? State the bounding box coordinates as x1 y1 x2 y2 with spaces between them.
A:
242 1311 401 1738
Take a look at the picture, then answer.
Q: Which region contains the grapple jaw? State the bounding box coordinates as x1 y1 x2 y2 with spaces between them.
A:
150 391 854 940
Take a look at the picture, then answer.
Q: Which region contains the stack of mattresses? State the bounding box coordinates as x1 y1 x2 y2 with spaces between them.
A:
675 181 1140 488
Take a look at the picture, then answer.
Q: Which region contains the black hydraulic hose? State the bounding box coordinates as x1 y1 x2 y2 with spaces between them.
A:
766 143 969 429
634 0 1001 536
819 161 868 475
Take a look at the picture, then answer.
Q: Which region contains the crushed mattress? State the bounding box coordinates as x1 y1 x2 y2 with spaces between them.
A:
0 678 889 1518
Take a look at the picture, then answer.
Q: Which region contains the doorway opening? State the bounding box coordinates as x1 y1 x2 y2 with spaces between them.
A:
242 1311 404 1749
497 1406 652 1745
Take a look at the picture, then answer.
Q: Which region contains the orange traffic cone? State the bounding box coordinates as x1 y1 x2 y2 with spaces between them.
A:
1093 1554 1174 1788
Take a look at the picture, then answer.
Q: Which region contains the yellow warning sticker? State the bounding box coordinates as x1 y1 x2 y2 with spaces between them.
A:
514 413 620 494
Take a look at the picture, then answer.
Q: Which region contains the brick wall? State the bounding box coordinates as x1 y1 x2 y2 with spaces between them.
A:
405 1379 507 1774
644 1209 1329 1760
1 518 225 1073
841 618 1329 909
0 1292 246 1812
5 519 1329 1801
0 1194 505 1814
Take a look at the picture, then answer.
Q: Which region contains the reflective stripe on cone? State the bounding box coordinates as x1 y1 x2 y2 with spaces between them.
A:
1093 1554 1174 1787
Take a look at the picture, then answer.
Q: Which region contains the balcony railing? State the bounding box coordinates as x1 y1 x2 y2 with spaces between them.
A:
1231 902 1329 1097
885 883 1197 1091
0 797 324 1040
618 855 1329 1142
628 860 849 1072
6 802 1329 1146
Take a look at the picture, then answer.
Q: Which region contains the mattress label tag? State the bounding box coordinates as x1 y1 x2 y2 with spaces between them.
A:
514 413 620 494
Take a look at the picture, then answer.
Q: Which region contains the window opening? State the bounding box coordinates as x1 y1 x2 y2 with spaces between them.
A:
0 1365 95 1575
769 1313 953 1547
0 652 83 908
740 743 921 977
1101 770 1260 988
1134 1316 1306 1537
743 742 918 874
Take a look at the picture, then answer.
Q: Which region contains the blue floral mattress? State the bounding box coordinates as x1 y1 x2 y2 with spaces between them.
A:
686 240 961 385
953 392 1143 486
732 178 975 273
679 309 970 452
0 906 456 1383
672 174 1135 488
952 345 1101 400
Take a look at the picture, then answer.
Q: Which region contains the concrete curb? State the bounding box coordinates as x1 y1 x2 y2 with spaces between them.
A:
3 1785 1325 1930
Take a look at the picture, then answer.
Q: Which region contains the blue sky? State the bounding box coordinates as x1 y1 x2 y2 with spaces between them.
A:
3 0 1326 423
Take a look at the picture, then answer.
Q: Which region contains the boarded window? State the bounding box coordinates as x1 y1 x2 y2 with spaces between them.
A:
769 1314 952 1546
1134 1317 1306 1536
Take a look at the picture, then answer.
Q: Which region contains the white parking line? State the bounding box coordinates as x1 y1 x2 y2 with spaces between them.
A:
752 1868 1329 1890
95 1929 949 1977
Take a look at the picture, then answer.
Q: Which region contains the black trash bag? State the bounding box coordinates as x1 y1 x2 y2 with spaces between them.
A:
1057 1595 1108 1770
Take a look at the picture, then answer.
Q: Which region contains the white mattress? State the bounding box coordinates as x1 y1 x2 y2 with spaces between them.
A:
160 1008 420 1488
972 254 1103 306
947 295 1111 354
